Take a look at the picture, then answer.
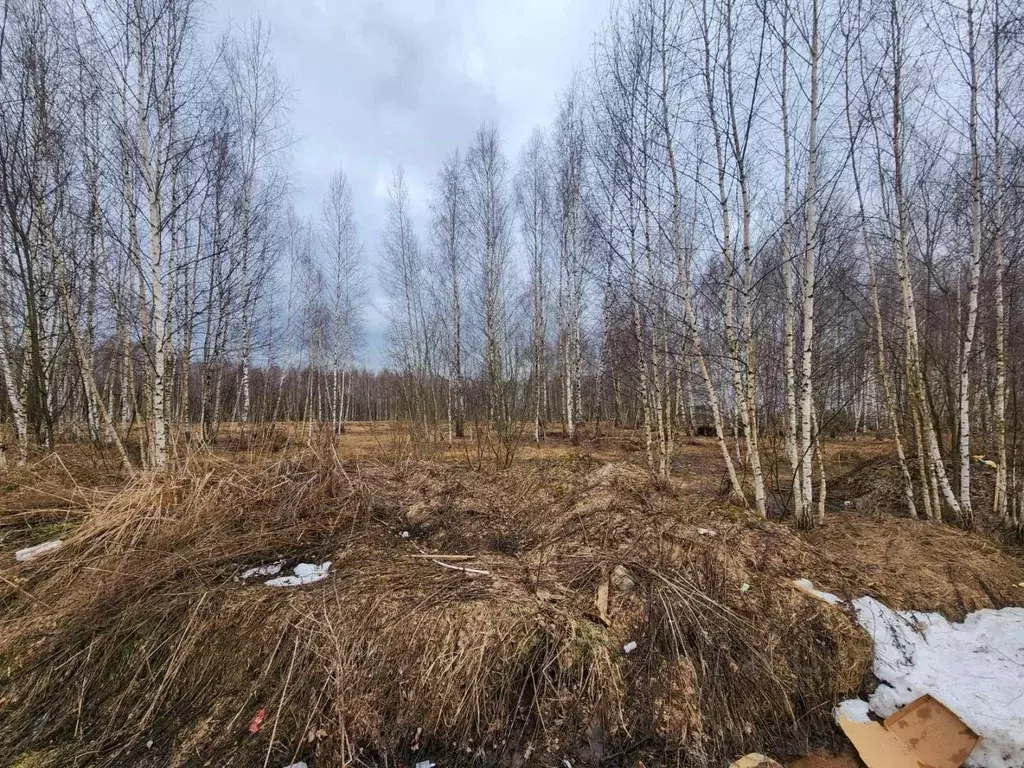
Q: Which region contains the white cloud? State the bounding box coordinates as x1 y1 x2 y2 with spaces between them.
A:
209 0 611 367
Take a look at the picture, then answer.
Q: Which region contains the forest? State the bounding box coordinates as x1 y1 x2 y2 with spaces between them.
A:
0 0 1023 765
1 0 1022 532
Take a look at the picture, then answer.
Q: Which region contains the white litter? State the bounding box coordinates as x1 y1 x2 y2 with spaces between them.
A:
415 761 435 768
696 527 717 537
792 578 844 605
240 561 284 580
15 539 63 562
264 562 332 587
282 763 308 768
849 595 1024 768
833 698 872 724
623 640 638 654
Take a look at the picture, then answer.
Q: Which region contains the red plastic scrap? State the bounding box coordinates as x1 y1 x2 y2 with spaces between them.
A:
248 708 268 734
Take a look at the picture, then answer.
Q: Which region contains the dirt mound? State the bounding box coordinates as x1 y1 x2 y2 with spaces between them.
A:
1 457 1020 767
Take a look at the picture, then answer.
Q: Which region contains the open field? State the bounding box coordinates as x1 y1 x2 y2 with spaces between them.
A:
2 0 1022 761
1 426 1021 767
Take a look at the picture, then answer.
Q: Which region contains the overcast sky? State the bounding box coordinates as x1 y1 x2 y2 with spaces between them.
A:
210 0 612 368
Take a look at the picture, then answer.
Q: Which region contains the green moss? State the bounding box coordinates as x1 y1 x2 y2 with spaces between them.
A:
7 750 57 768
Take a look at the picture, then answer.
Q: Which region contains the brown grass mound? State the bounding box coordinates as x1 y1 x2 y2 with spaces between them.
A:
1 456 1021 768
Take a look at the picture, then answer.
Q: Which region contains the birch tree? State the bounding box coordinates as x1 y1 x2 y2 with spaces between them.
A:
467 124 513 431
433 151 468 440
222 19 288 427
553 81 587 445
321 167 362 434
515 131 551 444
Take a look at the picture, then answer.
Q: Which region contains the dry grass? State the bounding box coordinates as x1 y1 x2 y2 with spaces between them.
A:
0 433 1021 767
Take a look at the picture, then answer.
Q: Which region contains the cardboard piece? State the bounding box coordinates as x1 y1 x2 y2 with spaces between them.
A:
837 695 979 768
836 715 923 768
883 695 979 768
787 751 860 768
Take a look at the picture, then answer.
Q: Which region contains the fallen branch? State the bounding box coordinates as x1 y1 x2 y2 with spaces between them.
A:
431 559 490 576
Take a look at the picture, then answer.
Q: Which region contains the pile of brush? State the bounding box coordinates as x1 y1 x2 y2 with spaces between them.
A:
0 454 906 767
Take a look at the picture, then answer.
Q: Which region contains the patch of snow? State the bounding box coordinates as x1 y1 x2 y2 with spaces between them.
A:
792 578 844 605
15 539 63 562
240 561 284 580
834 698 872 724
852 595 1024 768
264 561 332 587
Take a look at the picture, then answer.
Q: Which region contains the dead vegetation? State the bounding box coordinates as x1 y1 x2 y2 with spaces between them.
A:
1 442 1022 768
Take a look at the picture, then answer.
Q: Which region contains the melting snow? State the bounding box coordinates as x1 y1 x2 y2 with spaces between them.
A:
849 595 1024 768
15 539 63 562
264 562 332 587
834 698 871 724
240 561 284 580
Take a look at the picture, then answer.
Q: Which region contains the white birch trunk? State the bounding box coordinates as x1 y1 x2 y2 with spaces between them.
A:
957 0 982 526
780 2 801 515
797 0 820 528
992 0 1008 524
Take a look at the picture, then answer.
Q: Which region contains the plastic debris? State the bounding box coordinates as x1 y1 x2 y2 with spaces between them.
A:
15 539 63 562
792 578 843 605
264 562 332 587
623 640 637 654
282 763 308 768
972 455 998 470
729 754 784 768
610 564 636 593
415 761 435 768
248 708 267 734
739 582 751 593
696 527 717 537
